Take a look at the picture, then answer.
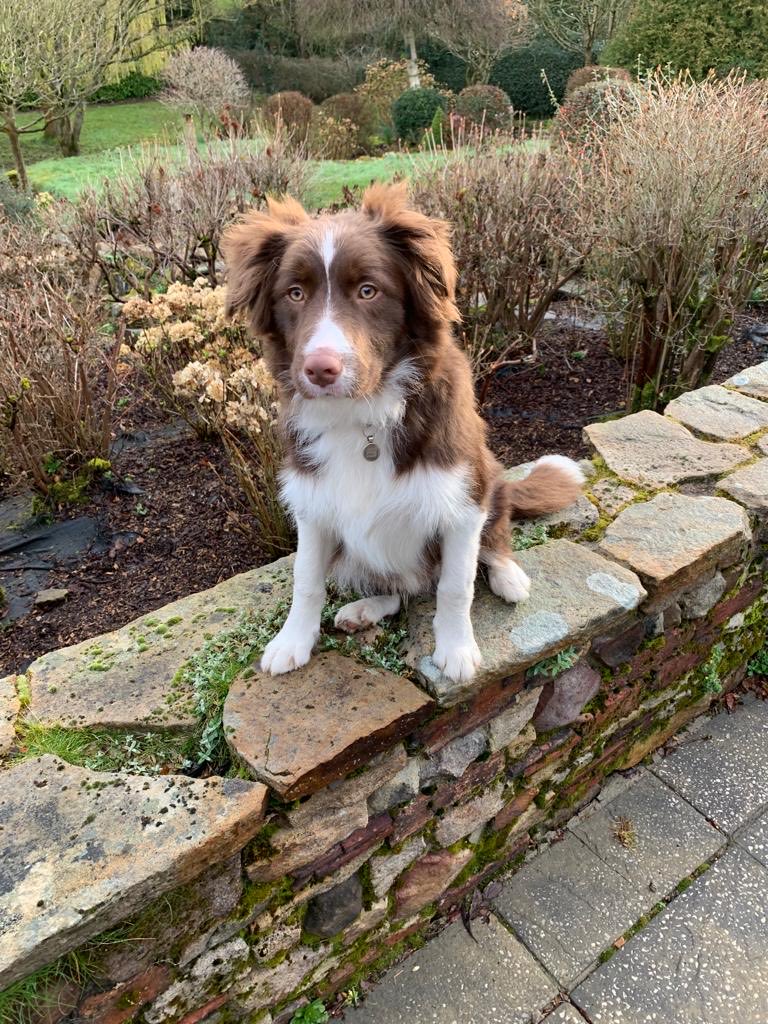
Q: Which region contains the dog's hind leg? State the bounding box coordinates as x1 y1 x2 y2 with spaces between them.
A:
480 478 531 604
335 595 401 633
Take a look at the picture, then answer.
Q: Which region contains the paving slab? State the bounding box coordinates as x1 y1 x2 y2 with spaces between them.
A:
664 384 768 439
347 915 557 1024
719 458 768 513
492 832 650 986
25 557 294 731
541 1005 590 1024
598 493 750 598
584 410 751 487
734 806 768 869
572 847 768 1024
724 360 768 400
651 697 768 835
569 771 724 897
224 652 433 798
406 540 646 705
0 756 267 988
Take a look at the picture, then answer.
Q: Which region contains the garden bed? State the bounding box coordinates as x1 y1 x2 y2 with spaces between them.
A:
1 308 765 678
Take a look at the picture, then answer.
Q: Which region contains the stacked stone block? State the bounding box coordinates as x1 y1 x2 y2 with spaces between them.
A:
2 363 767 1023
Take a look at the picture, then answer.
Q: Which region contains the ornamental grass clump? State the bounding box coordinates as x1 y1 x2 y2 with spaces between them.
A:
584 72 768 411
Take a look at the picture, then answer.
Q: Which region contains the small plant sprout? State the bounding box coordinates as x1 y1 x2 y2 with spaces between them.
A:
529 645 579 679
612 816 636 849
289 999 329 1024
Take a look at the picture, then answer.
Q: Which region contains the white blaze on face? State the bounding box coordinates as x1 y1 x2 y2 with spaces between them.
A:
303 227 354 360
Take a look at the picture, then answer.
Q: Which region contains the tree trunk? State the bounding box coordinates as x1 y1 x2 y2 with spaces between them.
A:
404 28 421 88
3 117 29 192
56 103 85 157
44 111 61 140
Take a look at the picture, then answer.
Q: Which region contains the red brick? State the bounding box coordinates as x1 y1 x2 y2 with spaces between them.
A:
655 648 709 688
414 674 526 753
78 967 173 1024
384 920 424 946
292 812 393 885
177 994 228 1024
493 786 539 831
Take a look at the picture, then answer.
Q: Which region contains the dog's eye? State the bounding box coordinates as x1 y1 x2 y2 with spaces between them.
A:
287 286 305 302
358 283 378 300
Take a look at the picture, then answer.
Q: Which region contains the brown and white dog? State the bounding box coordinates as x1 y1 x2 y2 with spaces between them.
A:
223 182 584 683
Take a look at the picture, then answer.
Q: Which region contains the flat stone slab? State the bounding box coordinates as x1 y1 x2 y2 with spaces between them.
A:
542 1006 590 1024
735 808 768 869
588 478 637 517
584 410 750 487
0 756 267 988
572 848 768 1024
569 771 724 896
651 697 768 834
406 540 645 705
759 434 768 455
724 360 768 400
0 676 19 756
665 384 768 439
598 493 750 597
493 832 650 986
25 557 293 732
719 458 768 512
223 652 433 799
347 915 557 1024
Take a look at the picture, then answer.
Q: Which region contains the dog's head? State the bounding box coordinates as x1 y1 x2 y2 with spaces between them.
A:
222 182 459 399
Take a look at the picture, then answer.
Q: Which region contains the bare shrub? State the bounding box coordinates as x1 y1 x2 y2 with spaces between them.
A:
63 128 308 298
0 218 119 496
564 65 632 97
308 111 358 160
161 47 251 133
412 134 592 387
585 72 768 410
122 283 291 554
263 91 315 141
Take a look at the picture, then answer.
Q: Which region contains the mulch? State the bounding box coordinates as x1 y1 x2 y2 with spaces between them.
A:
1 311 766 675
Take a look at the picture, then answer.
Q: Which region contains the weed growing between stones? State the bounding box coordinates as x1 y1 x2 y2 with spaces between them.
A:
177 601 289 771
14 721 188 775
748 645 768 677
318 587 411 677
512 523 550 550
290 999 329 1023
701 644 726 694
0 950 97 1024
529 645 580 679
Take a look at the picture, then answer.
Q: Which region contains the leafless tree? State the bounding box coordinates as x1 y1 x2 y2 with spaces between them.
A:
432 0 530 84
527 0 633 65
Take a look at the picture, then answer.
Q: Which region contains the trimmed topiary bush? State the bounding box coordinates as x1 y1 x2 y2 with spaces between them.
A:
92 71 161 102
454 84 511 131
490 38 581 117
320 92 370 147
264 90 315 139
554 79 640 146
392 87 447 144
565 65 633 97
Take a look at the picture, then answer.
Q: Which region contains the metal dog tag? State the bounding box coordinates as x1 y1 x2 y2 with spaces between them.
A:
363 440 380 461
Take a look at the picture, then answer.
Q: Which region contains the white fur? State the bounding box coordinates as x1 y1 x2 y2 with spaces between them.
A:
263 373 487 679
303 314 354 359
261 518 334 674
432 508 486 682
486 555 531 603
335 594 401 632
319 227 336 276
534 453 586 486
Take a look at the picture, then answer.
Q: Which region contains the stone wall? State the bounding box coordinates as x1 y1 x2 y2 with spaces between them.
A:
2 363 768 1024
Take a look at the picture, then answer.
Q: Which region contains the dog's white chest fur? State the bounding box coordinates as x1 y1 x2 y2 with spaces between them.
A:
281 388 475 593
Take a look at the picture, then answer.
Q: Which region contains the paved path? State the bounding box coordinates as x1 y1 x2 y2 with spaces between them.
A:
347 695 768 1024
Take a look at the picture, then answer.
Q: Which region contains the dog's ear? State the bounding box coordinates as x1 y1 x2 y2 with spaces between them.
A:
362 181 460 326
222 196 308 336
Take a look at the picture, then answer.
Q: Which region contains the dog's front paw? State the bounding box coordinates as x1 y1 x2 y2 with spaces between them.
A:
432 639 482 683
261 628 315 675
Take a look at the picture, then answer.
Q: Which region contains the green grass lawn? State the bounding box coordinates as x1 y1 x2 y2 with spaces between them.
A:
5 96 543 207
1 100 182 178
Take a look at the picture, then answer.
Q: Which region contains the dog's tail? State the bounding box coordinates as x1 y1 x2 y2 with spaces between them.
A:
501 455 585 519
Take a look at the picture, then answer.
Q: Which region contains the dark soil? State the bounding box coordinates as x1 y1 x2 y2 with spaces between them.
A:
2 309 766 675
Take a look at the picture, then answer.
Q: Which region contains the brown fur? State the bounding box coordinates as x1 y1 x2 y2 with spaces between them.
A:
223 183 581 567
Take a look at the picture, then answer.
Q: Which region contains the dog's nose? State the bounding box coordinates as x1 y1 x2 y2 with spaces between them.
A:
304 349 343 388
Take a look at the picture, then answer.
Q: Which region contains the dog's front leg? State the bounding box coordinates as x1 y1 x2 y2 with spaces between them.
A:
432 508 486 683
261 518 334 675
